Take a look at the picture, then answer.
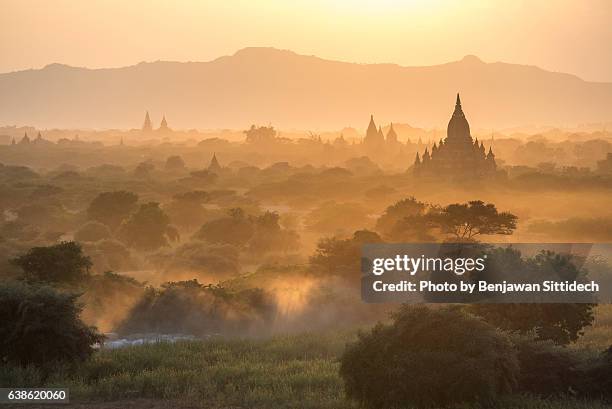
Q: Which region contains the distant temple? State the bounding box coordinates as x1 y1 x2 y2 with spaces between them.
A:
208 153 222 173
142 111 153 133
19 132 30 145
158 115 170 133
141 111 172 134
363 115 401 151
413 94 496 178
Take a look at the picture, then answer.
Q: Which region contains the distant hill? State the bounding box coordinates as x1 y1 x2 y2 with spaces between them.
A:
1 47 611 130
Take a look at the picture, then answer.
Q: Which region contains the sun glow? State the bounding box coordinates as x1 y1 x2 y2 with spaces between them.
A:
324 0 449 16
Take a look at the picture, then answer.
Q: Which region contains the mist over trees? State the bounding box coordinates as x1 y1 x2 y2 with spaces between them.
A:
1 114 611 409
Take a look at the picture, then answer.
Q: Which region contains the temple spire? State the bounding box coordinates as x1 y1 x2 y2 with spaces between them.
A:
456 93 461 107
208 153 222 173
159 115 169 132
142 111 152 132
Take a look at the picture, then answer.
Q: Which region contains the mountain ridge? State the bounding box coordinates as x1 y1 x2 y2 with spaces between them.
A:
1 47 610 130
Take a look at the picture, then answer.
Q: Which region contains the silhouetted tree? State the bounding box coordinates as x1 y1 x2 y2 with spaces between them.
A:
87 191 139 230
133 161 155 178
164 190 210 229
375 197 434 241
435 200 517 241
310 230 382 280
249 211 299 254
469 250 595 345
244 125 277 144
340 306 518 408
119 202 179 251
194 208 254 247
164 155 186 171
11 241 92 285
0 281 103 367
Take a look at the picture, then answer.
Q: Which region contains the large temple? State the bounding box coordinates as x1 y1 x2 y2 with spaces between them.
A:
413 94 496 178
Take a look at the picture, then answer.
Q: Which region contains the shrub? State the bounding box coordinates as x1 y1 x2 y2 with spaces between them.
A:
581 345 612 400
116 280 276 337
340 306 519 408
469 303 595 345
468 249 595 345
0 281 103 367
512 336 582 396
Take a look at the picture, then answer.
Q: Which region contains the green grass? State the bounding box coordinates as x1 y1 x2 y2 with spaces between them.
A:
2 331 353 409
2 308 612 409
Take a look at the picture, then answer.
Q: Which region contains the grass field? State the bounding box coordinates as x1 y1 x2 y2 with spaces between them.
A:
3 307 612 409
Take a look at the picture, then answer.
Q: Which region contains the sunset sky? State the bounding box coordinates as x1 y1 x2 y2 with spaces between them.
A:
2 0 611 82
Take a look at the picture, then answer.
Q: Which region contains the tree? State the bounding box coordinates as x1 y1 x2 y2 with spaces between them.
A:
435 200 517 241
0 281 103 367
11 241 92 285
133 161 155 178
310 230 382 280
468 250 595 345
119 202 179 251
244 125 277 144
87 191 139 230
164 191 210 229
340 306 518 408
248 211 300 254
387 215 436 242
376 197 427 235
164 155 186 171
193 208 254 247
375 197 437 242
116 279 276 336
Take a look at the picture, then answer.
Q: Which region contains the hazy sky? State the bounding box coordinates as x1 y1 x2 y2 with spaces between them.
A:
2 0 611 82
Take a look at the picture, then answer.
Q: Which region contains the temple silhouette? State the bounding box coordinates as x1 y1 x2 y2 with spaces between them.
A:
363 116 401 152
413 94 496 178
141 111 171 134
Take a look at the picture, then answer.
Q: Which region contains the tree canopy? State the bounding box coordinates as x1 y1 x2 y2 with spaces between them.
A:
119 202 179 251
435 200 517 241
11 241 92 285
87 190 139 230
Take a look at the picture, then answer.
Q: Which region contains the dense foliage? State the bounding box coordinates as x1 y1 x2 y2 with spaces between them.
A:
0 281 103 367
340 306 519 408
469 249 595 345
116 279 277 336
11 241 92 285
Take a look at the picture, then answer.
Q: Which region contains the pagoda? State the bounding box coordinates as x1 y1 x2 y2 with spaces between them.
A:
413 94 496 178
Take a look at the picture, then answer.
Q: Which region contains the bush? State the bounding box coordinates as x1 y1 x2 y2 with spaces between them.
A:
468 302 594 345
340 306 519 408
512 336 582 396
0 281 103 367
512 337 612 401
581 345 612 400
468 249 595 345
116 280 276 337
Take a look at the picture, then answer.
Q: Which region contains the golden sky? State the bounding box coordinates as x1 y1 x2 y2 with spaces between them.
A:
2 0 611 81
